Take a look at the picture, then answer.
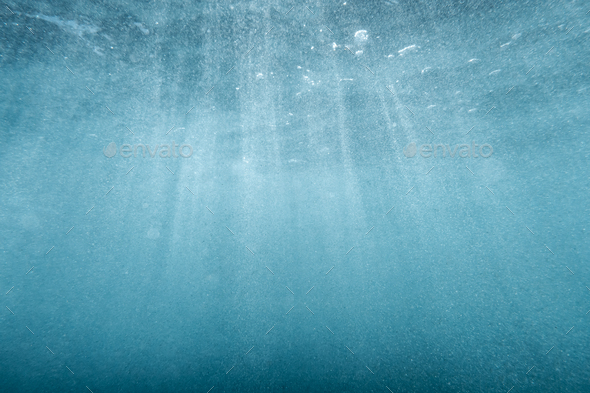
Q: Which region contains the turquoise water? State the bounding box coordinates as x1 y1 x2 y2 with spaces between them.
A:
1 1 589 392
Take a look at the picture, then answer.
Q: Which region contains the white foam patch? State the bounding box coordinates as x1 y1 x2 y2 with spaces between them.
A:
354 30 368 44
398 44 419 55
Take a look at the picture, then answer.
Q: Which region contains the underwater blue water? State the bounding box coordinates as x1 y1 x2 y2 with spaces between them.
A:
1 0 590 392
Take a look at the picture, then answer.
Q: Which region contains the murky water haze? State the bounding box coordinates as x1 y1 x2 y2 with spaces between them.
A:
1 1 590 392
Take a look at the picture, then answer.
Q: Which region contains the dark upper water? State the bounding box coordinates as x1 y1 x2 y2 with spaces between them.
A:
1 0 589 392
